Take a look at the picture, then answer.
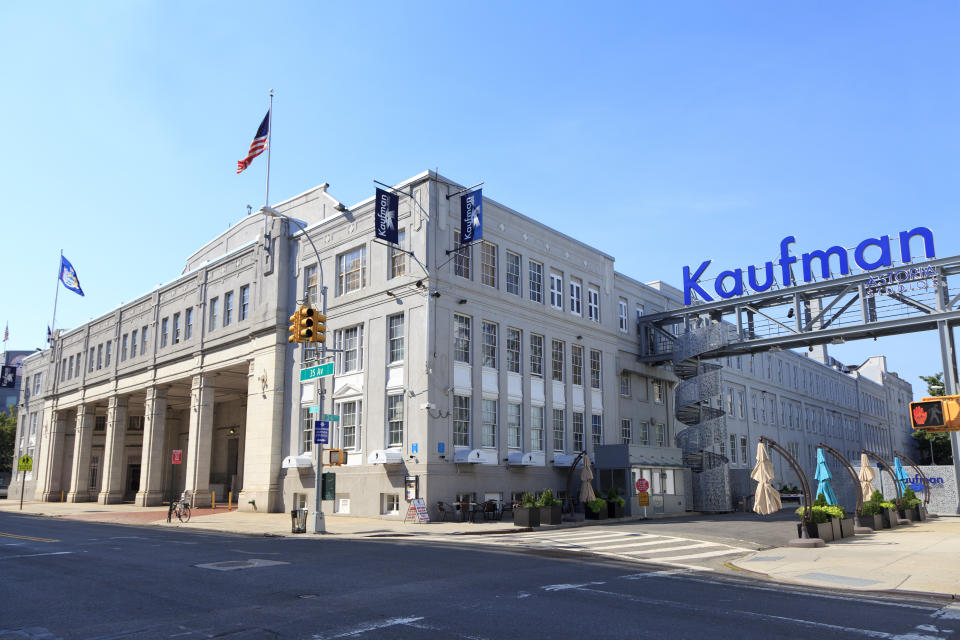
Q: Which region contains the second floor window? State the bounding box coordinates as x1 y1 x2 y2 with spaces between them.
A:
482 321 498 369
618 299 628 332
337 246 366 295
506 251 521 295
570 279 582 315
551 340 564 382
387 395 404 446
550 273 563 309
453 230 471 279
209 298 219 331
454 314 471 364
130 330 138 359
304 265 318 306
589 349 602 389
530 334 544 377
121 335 128 362
141 326 148 355
571 345 584 386
240 285 250 320
335 325 364 373
453 395 471 447
388 314 404 363
482 399 497 447
506 328 521 374
390 229 407 278
173 313 181 344
529 260 543 303
481 241 497 287
224 291 234 326
573 412 584 451
161 318 169 348
185 308 193 340
104 341 112 367
587 288 600 322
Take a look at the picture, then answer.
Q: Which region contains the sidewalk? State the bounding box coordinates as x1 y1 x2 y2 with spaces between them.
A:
731 517 960 598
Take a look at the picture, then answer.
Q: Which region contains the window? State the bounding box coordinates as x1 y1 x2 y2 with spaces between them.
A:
340 400 361 450
639 421 649 446
571 345 584 386
529 334 544 377
653 380 664 404
618 299 628 332
573 412 585 451
621 418 632 444
301 408 313 453
453 230 471 279
591 414 603 445
635 304 644 333
719 435 726 458
335 325 364 373
94 415 106 432
531 406 544 451
480 241 497 287
390 229 407 279
656 423 665 447
506 328 521 374
121 335 128 362
128 415 144 432
88 456 99 490
740 436 748 465
738 391 745 418
209 298 218 331
60 358 67 381
589 349 602 390
88 347 95 372
551 339 564 382
729 434 737 464
552 409 565 451
239 285 250 321
569 278 582 315
726 388 734 414
482 321 498 369
388 314 404 364
752 393 758 421
506 251 521 295
528 260 543 303
172 313 181 344
587 288 600 322
336 246 367 295
97 344 103 369
620 374 631 397
224 291 234 326
481 399 497 447
508 403 522 448
160 318 169 348
304 265 318 306
75 352 81 377
387 395 404 446
383 494 400 514
67 355 74 379
453 395 471 447
454 314 471 364
185 309 193 340
141 326 148 355
550 272 563 309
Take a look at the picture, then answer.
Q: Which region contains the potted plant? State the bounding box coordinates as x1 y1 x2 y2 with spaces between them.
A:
536 489 562 525
585 497 608 520
824 504 853 538
513 492 540 528
795 504 833 541
812 493 841 540
858 493 884 530
899 488 922 522
605 487 626 518
880 500 899 529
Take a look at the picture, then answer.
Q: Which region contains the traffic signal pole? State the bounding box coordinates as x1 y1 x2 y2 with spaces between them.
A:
936 319 960 515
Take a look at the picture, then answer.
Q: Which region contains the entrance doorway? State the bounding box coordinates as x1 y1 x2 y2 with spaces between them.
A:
125 463 141 502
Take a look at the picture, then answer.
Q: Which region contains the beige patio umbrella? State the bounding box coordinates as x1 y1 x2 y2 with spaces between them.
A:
751 442 782 515
858 453 876 502
579 453 596 504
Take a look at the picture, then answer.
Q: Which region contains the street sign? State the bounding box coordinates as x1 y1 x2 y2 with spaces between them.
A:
172 450 183 465
16 455 33 472
300 362 334 381
314 420 330 445
637 491 649 507
636 478 649 493
323 414 339 422
308 405 319 414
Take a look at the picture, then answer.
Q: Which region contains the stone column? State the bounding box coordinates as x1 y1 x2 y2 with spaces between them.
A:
185 374 214 507
66 405 95 502
136 386 168 506
37 408 68 501
98 395 128 504
239 345 285 512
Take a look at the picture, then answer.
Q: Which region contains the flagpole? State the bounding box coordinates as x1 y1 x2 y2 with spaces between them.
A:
265 89 273 208
50 250 62 346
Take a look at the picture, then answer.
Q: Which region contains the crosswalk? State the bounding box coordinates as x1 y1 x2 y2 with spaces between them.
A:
436 527 755 571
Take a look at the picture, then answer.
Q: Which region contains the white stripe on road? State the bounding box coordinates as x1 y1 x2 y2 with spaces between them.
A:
648 548 750 562
622 542 715 555
312 616 425 638
0 551 72 560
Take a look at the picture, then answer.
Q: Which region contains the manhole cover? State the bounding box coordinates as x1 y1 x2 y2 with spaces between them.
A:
196 559 290 571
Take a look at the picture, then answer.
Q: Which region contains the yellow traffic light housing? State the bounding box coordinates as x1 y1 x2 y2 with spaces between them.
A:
910 395 960 432
297 305 315 341
288 308 302 343
310 312 327 343
327 448 346 466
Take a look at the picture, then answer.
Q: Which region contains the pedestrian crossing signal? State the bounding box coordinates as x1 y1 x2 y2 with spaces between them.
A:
910 396 960 432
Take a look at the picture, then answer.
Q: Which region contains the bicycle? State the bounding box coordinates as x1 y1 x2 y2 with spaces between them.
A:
171 492 192 523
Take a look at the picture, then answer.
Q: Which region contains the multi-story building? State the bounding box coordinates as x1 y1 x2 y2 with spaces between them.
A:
11 171 915 516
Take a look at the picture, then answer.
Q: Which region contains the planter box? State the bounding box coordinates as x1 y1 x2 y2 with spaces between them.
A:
881 508 898 529
538 505 562 525
514 507 540 528
829 517 841 540
918 506 927 521
585 507 609 520
857 514 883 530
607 502 625 519
797 521 832 541
838 517 855 538
902 508 921 522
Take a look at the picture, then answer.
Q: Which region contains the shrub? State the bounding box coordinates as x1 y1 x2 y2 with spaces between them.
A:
587 498 607 513
879 501 897 510
795 505 831 524
521 492 537 508
536 489 561 507
869 489 884 505
861 501 881 516
605 487 626 508
814 492 828 507
823 505 846 520
901 487 922 510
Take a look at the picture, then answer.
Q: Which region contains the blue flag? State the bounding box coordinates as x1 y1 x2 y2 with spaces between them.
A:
460 189 482 244
59 255 84 296
374 188 399 244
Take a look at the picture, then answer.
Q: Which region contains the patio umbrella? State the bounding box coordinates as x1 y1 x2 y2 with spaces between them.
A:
751 442 781 515
893 457 910 494
814 448 838 505
858 453 876 502
579 453 596 504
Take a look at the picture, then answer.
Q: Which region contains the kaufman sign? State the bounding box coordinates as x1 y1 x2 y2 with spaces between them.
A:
460 189 482 244
682 226 936 305
374 188 399 244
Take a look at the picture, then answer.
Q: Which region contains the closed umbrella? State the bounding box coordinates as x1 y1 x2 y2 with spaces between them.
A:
858 453 876 502
893 457 910 494
579 453 596 504
751 442 781 515
814 448 838 506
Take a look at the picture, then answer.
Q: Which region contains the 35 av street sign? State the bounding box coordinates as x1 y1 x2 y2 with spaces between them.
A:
300 362 334 381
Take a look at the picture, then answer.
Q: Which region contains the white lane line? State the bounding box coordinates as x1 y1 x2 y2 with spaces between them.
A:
0 551 72 560
542 581 606 592
649 548 750 562
622 542 715 555
539 532 642 542
932 604 960 620
585 538 683 551
312 616 425 638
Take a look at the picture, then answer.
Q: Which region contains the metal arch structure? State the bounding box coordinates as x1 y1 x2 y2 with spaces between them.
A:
816 442 863 516
863 449 903 506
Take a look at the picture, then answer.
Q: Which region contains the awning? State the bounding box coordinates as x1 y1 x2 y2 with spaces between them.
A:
552 453 583 467
282 455 313 469
508 451 545 466
453 448 498 464
368 450 404 465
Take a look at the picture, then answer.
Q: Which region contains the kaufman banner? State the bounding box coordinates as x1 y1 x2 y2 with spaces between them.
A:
460 189 482 244
374 188 399 244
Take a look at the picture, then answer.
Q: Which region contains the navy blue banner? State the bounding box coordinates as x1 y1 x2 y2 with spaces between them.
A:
460 189 482 244
374 188 399 244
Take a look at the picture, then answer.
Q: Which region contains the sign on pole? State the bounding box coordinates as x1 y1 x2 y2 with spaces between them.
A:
314 420 330 445
172 450 183 465
636 478 649 493
300 362 334 381
637 492 650 507
17 455 33 472
322 414 339 422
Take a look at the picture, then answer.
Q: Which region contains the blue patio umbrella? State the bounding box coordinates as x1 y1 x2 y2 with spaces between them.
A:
814 448 838 505
893 457 910 494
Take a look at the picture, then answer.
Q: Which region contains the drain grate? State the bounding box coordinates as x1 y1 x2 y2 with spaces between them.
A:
196 559 290 571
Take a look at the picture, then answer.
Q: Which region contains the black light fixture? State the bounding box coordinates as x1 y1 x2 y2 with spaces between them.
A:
786 308 795 318
458 299 467 305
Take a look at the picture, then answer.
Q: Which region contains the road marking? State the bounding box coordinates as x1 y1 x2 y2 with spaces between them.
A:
542 581 606 591
312 616 425 638
0 531 58 543
622 542 715 555
0 551 72 560
576 537 674 550
932 604 960 620
649 548 751 562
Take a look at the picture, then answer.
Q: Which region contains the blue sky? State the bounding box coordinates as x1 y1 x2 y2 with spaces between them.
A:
2 2 957 398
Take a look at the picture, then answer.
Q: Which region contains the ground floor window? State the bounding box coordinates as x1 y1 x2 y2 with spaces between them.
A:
382 494 400 514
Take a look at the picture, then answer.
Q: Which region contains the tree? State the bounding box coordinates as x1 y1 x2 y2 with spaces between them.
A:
910 372 953 465
0 408 15 473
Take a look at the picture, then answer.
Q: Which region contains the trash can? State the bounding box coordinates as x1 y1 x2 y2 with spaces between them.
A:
291 508 308 533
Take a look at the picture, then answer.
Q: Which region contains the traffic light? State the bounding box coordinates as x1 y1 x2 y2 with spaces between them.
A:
297 305 316 342
310 311 327 343
910 395 960 432
288 307 302 343
327 449 346 466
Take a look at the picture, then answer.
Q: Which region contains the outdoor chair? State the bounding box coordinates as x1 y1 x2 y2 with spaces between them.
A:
436 501 454 522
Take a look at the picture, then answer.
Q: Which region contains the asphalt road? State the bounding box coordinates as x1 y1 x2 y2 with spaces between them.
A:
0 512 957 640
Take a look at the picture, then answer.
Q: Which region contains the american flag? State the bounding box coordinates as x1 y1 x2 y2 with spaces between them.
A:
236 111 270 174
